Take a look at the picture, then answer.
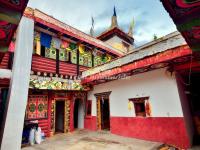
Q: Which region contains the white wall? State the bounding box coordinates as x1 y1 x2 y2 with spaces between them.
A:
88 68 183 117
78 100 84 128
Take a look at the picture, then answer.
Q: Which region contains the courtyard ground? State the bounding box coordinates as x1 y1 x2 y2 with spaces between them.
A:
22 130 161 150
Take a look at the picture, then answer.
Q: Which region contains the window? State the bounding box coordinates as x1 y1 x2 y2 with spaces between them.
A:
129 97 151 117
86 100 92 116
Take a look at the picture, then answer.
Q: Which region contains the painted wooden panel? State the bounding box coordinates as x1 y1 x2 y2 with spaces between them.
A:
25 95 48 119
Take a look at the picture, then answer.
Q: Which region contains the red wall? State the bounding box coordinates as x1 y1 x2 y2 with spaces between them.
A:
38 119 50 137
110 117 190 149
84 116 97 131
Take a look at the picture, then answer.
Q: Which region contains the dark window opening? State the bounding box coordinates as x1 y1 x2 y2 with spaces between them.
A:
129 97 150 117
134 102 146 117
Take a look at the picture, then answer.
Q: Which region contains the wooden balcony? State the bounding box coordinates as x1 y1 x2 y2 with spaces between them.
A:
31 55 89 76
0 53 89 76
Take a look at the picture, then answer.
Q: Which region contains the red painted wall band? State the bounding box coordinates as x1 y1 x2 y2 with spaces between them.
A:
110 117 190 149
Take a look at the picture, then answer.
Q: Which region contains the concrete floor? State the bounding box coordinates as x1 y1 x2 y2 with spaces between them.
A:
22 130 161 150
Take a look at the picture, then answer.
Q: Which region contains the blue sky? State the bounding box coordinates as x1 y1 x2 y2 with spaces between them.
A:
28 0 177 46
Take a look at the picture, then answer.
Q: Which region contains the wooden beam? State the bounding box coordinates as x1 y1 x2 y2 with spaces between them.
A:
174 61 200 71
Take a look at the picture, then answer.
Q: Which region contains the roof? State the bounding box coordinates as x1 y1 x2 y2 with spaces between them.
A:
82 31 192 84
97 26 134 44
24 8 124 57
160 0 200 52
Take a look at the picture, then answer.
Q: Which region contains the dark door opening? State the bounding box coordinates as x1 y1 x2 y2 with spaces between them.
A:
100 98 110 130
186 73 200 145
73 99 79 129
55 101 65 133
0 88 8 127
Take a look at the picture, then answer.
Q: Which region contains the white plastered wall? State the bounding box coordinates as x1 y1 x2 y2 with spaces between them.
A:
78 100 84 128
88 68 183 117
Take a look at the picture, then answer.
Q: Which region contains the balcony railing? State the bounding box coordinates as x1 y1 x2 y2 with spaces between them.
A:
0 53 9 69
0 53 89 76
31 54 88 76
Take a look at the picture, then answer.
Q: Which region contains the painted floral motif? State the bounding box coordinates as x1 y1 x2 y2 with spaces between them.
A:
29 76 84 90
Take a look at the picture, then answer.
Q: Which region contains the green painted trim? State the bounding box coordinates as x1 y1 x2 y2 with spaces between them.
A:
0 8 21 24
177 19 200 31
184 0 199 4
0 46 8 52
191 46 200 52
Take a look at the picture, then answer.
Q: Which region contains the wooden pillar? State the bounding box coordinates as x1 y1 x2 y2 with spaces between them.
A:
76 48 80 76
56 49 59 74
91 53 94 67
0 16 34 150
8 52 14 69
47 91 53 137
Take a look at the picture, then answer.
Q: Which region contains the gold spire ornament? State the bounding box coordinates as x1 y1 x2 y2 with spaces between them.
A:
128 18 135 37
90 17 95 37
90 27 94 37
111 6 118 28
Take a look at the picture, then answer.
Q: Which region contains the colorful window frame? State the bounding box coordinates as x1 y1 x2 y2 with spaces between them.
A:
129 97 151 117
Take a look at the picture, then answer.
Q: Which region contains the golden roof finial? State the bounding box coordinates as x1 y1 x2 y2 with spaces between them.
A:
90 16 95 37
128 17 135 37
111 6 118 28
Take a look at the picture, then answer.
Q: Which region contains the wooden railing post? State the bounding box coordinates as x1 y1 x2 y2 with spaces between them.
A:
56 49 59 74
77 48 80 76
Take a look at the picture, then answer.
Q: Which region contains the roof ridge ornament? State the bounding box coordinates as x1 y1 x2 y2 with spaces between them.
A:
90 16 95 37
111 6 118 28
128 17 135 37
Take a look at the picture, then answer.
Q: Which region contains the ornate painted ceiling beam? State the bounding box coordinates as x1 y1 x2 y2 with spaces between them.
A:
0 7 21 24
82 46 192 84
0 0 29 53
160 0 200 52
24 8 124 57
82 32 186 78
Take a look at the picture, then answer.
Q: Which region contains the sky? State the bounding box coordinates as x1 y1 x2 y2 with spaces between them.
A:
28 0 177 46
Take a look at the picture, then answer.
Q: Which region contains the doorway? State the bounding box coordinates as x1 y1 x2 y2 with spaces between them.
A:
73 99 84 129
55 101 65 133
97 96 110 131
187 73 200 145
100 98 110 130
178 71 200 145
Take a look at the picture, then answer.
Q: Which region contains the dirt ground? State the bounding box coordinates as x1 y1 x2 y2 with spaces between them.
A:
22 130 161 150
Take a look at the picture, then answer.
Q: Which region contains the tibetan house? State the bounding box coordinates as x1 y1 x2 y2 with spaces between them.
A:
1 6 200 149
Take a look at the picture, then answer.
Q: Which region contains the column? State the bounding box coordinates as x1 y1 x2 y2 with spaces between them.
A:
0 16 34 150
